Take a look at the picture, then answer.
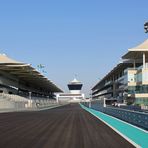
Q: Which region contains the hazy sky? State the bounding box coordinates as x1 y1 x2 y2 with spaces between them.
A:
0 0 148 96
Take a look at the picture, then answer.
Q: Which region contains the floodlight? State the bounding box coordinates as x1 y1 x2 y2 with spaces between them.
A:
144 22 148 33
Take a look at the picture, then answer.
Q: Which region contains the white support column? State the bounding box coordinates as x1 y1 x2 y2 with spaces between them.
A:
89 100 91 108
56 94 59 103
143 53 146 69
82 93 85 100
103 98 106 107
112 75 115 97
29 92 32 108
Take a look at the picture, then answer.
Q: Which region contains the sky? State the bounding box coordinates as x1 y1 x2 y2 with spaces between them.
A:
0 0 148 97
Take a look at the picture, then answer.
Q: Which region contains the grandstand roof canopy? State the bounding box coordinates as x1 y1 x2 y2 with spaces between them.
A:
0 54 63 93
122 39 148 60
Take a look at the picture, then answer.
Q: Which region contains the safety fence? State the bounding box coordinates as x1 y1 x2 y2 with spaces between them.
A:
82 101 148 130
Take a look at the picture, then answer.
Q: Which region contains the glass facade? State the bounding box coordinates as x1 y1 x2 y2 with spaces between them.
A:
135 98 148 105
125 67 148 106
136 72 142 82
128 85 148 94
128 86 136 94
68 84 82 90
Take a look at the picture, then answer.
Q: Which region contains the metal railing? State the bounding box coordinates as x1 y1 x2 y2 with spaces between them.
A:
82 101 148 130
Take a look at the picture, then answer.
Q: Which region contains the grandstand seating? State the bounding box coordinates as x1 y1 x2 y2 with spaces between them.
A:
0 93 58 111
0 93 28 102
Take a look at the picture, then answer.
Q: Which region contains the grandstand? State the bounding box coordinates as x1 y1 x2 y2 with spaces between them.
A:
0 54 63 111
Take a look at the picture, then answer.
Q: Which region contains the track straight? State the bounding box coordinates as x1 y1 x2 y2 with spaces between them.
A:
0 104 134 148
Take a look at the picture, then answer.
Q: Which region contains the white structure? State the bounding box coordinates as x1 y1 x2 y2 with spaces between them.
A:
56 78 85 103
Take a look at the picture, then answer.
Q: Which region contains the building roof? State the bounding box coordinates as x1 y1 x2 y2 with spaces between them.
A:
129 39 148 51
122 39 148 60
0 54 24 64
0 54 63 93
69 78 82 84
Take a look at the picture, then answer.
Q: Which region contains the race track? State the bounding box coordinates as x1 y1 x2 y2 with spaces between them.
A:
0 104 135 148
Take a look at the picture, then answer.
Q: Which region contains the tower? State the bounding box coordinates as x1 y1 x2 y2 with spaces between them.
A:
68 78 83 94
56 77 85 103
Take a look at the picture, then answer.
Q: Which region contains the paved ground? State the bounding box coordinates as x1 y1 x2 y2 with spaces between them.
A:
0 104 135 148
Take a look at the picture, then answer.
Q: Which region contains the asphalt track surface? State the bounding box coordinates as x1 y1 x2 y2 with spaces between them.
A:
0 104 135 148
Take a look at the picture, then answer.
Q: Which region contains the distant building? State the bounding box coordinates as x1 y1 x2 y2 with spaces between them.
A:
92 39 148 106
56 78 85 103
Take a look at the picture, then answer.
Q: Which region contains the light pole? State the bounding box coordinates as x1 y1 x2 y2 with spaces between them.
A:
29 92 32 108
89 90 93 108
37 64 46 74
144 22 148 33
